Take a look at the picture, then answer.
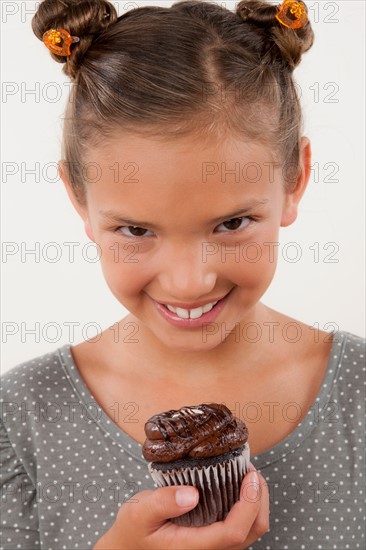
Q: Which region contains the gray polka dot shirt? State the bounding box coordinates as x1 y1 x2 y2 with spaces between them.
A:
1 330 365 550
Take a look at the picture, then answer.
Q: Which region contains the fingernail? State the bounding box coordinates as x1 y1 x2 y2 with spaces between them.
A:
175 487 198 507
245 471 260 501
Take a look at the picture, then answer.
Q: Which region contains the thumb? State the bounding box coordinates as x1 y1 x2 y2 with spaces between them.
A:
143 485 199 531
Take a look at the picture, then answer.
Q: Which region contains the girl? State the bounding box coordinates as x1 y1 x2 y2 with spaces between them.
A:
1 0 364 549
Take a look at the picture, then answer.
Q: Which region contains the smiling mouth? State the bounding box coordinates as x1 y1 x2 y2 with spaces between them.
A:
155 290 232 320
161 300 219 319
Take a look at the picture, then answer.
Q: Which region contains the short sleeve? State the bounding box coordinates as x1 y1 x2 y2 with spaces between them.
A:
0 417 40 550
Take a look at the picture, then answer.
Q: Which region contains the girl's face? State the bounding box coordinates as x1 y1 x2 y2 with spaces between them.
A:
61 132 310 353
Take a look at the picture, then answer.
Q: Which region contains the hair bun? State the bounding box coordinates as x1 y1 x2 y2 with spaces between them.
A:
32 0 118 80
237 0 314 71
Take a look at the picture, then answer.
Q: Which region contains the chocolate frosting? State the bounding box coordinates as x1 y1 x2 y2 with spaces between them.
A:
142 403 248 463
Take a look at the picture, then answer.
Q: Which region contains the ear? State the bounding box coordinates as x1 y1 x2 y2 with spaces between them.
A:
280 137 311 227
58 160 95 242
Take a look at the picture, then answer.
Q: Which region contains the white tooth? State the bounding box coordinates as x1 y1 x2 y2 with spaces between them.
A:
165 300 218 319
189 307 205 319
202 301 217 313
175 307 190 319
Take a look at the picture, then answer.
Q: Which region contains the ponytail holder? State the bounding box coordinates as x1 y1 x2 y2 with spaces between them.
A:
275 0 308 29
42 28 80 57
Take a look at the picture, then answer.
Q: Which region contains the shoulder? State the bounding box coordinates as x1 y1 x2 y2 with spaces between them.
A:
0 345 74 466
336 330 365 358
0 345 72 417
328 330 365 425
330 330 365 396
0 346 70 494
343 329 365 345
327 329 365 369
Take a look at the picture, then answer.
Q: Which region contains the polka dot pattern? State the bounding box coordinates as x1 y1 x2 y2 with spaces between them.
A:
0 330 365 549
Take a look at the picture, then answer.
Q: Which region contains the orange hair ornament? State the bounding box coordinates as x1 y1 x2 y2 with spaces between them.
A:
275 0 308 29
42 28 80 57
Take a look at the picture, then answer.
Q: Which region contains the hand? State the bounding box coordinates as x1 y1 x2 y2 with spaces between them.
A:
93 463 269 550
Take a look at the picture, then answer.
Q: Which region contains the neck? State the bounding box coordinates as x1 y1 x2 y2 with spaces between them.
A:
112 302 277 383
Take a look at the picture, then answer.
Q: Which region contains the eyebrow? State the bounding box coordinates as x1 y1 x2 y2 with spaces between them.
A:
99 199 269 229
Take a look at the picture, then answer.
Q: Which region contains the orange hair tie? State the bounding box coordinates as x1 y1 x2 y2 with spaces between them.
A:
42 28 80 57
275 0 308 29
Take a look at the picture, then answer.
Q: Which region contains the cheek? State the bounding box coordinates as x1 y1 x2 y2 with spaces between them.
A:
221 225 280 288
228 245 278 289
99 242 150 298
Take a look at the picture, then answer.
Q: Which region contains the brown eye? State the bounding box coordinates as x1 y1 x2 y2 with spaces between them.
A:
117 226 152 238
217 217 251 233
223 218 243 230
127 226 147 236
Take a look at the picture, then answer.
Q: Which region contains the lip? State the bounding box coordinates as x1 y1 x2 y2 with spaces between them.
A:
152 289 233 328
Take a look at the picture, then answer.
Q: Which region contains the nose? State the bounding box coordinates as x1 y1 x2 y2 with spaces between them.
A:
157 241 217 301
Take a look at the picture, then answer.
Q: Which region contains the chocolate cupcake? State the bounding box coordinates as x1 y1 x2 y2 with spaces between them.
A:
142 403 250 527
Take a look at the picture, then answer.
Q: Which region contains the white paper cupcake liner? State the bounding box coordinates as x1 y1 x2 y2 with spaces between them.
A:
148 442 250 527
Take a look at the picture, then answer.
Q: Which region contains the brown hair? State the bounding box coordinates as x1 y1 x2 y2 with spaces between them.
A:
32 0 314 205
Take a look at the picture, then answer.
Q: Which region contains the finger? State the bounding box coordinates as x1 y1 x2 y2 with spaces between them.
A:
221 469 262 530
249 461 257 472
122 485 199 533
171 471 262 550
241 470 270 548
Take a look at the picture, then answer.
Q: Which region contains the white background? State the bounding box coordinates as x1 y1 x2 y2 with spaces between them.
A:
1 0 365 372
